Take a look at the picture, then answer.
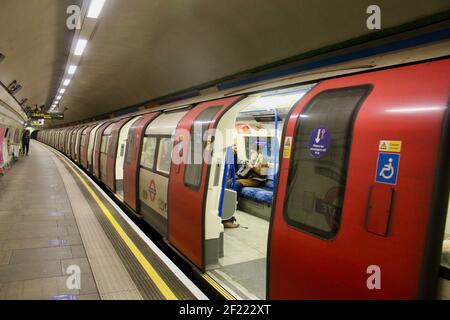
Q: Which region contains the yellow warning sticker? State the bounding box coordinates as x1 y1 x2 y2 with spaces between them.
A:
379 140 402 153
283 137 293 159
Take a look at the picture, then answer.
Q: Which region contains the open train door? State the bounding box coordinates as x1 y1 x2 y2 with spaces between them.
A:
123 112 160 212
268 59 450 299
105 117 131 192
168 96 243 270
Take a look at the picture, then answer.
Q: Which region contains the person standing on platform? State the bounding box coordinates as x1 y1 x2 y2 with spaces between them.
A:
22 130 30 156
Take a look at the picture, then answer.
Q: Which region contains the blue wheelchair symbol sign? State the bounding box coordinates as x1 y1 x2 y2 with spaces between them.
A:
375 153 400 185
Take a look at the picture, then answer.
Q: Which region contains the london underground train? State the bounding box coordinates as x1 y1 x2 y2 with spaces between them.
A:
38 58 450 300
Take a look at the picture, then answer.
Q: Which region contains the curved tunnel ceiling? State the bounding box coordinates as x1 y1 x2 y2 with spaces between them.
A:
0 0 449 125
0 0 79 115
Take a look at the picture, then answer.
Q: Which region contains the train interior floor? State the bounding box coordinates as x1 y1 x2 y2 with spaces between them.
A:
0 141 203 300
209 210 269 300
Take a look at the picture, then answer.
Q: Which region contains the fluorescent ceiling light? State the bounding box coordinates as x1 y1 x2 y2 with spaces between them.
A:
68 65 77 75
74 39 88 56
60 89 66 94
63 79 71 86
87 0 106 18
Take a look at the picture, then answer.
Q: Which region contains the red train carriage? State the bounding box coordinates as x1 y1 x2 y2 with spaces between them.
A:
123 112 160 212
37 58 450 299
269 59 449 299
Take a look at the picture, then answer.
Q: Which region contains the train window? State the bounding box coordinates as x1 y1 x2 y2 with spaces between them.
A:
284 86 370 239
125 128 136 164
141 137 157 170
184 106 222 189
245 136 273 161
156 137 172 175
100 135 110 154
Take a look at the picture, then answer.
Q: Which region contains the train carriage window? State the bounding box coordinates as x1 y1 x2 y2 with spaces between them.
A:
184 106 222 189
157 137 172 175
100 136 110 154
284 86 370 239
141 137 157 170
125 128 136 164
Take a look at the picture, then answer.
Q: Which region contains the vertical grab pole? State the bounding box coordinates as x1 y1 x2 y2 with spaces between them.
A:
273 108 279 189
218 147 234 218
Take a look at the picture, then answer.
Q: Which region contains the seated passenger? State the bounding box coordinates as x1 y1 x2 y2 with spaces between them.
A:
236 147 267 190
223 146 268 229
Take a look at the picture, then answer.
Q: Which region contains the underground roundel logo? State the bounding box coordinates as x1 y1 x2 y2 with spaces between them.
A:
148 180 156 202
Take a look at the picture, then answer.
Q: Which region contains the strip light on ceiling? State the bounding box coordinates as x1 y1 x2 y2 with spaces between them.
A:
49 1 106 115
68 65 77 75
87 0 106 19
74 39 88 56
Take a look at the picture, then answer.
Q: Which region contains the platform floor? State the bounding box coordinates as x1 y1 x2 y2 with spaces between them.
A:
0 141 206 300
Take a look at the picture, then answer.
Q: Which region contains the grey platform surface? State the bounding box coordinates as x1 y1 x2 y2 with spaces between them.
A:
0 141 202 300
0 142 100 300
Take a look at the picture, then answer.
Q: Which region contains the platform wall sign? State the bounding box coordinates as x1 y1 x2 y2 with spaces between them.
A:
31 119 45 126
30 112 64 120
309 127 330 158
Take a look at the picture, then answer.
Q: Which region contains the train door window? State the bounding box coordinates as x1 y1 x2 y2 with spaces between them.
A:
184 106 222 189
100 136 109 153
284 86 370 239
125 128 136 164
141 137 157 170
81 134 86 148
156 137 172 175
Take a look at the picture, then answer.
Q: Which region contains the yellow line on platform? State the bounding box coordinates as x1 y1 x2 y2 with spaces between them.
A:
202 273 236 300
50 148 178 300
